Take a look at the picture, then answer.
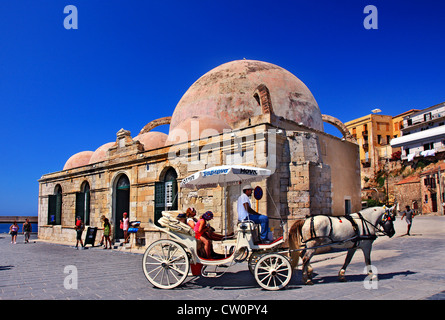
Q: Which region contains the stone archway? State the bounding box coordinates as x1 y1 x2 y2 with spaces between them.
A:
113 174 130 240
138 116 172 135
322 114 356 142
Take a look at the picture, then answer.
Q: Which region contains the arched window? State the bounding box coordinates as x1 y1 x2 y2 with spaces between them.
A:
76 181 91 225
48 185 63 225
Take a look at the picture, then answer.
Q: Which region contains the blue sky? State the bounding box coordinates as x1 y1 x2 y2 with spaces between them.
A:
0 0 444 216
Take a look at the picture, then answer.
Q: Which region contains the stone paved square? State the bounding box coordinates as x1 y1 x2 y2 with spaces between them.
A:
1 217 445 304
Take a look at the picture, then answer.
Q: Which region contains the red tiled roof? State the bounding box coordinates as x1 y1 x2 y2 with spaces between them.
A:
396 175 421 185
420 162 445 176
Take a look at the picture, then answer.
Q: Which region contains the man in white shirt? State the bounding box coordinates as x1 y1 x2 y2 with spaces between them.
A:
237 184 269 243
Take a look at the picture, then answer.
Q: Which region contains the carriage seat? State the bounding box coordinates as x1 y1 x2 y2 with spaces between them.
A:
158 211 195 237
237 220 261 243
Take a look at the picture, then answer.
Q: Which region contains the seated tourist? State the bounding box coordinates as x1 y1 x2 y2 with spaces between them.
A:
185 207 197 229
193 211 226 258
176 213 187 224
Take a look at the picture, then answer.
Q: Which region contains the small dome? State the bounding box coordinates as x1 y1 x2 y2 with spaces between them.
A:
165 115 231 146
63 151 94 170
133 131 168 150
170 60 323 132
88 142 116 164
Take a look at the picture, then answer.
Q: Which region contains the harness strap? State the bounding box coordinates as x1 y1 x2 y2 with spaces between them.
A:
328 216 333 239
357 212 372 237
310 216 316 240
303 215 335 244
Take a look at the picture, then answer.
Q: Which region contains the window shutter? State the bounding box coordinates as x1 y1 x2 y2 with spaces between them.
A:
48 195 57 225
154 182 165 227
171 180 178 210
76 192 85 222
55 193 62 225
85 190 90 225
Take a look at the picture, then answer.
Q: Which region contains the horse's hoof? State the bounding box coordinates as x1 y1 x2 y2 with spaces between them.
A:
338 269 346 282
304 279 314 285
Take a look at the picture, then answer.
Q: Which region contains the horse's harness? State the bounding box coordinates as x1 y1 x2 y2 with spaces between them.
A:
304 212 390 247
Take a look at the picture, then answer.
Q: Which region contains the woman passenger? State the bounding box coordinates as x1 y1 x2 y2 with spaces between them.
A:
185 207 197 229
194 211 216 258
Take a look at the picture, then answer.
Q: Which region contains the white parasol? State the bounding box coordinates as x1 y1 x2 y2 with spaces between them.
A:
180 165 272 237
180 165 272 189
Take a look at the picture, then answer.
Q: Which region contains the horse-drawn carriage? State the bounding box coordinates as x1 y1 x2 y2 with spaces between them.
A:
142 210 290 290
142 165 292 291
142 165 396 290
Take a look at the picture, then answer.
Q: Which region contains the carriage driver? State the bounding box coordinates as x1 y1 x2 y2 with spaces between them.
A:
237 184 270 244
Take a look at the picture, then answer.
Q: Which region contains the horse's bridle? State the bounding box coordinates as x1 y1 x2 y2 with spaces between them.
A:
362 209 395 237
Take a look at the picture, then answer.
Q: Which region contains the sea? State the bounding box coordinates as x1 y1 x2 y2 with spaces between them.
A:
0 223 38 234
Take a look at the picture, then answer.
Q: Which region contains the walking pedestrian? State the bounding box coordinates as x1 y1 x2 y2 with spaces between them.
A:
9 221 19 244
99 215 106 247
22 218 32 243
401 205 415 236
75 216 85 249
103 218 112 249
120 212 129 243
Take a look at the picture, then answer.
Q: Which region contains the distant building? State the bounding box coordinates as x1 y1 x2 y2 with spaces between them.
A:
345 113 393 172
391 102 445 162
420 162 445 215
394 175 421 213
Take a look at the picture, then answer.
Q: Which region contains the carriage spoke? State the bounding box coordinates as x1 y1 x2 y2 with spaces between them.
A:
146 265 163 278
169 263 188 276
146 255 164 264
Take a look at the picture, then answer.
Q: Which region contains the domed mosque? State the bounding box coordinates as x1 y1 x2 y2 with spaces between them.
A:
39 59 360 247
170 60 323 132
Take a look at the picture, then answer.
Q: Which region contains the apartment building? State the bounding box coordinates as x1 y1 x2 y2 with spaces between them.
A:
345 114 392 170
391 102 445 161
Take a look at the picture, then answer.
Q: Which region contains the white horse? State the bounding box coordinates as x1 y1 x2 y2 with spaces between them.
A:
289 206 396 285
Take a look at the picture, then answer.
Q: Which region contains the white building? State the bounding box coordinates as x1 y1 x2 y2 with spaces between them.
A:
391 102 445 161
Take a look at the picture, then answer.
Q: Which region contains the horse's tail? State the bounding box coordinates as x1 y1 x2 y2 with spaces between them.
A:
289 219 305 270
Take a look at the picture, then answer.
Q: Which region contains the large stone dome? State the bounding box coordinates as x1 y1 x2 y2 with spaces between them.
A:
63 151 94 170
133 131 168 150
89 142 116 164
169 60 323 133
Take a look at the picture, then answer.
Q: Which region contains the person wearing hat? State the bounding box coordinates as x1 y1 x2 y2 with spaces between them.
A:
237 184 270 243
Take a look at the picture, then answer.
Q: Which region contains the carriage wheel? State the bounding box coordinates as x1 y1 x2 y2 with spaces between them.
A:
142 239 190 289
254 254 292 291
248 252 261 274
